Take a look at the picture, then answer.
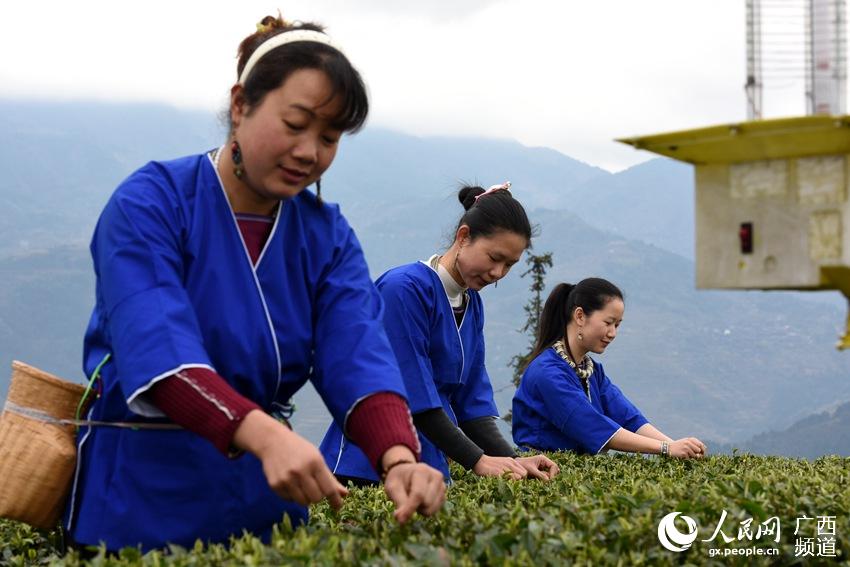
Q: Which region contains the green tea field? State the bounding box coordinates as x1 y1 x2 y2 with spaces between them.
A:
1 453 847 566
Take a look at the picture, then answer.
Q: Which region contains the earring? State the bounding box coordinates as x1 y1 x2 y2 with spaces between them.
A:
315 178 323 205
231 139 245 179
495 280 499 288
452 248 468 286
577 329 583 341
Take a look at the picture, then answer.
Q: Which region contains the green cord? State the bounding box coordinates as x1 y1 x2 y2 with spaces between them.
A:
75 353 111 423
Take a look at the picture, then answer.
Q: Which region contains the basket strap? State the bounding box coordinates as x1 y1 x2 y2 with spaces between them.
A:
3 401 182 430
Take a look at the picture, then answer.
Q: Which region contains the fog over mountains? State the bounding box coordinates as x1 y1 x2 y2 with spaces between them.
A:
1 100 848 455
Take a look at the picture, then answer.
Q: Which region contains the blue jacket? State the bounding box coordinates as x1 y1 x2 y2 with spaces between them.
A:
512 348 648 454
321 261 498 480
66 153 406 550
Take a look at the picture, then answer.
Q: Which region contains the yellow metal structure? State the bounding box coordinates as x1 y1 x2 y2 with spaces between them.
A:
619 115 850 350
618 115 850 164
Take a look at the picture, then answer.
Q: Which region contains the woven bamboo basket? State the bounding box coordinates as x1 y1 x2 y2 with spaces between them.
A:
0 361 87 529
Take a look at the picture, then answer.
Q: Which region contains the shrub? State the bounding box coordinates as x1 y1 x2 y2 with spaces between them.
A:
2 453 847 566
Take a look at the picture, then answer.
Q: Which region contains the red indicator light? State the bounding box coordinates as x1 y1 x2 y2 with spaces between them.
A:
739 222 753 254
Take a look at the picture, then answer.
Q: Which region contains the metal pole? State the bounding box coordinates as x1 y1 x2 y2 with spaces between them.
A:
746 0 763 120
835 0 846 114
806 0 815 114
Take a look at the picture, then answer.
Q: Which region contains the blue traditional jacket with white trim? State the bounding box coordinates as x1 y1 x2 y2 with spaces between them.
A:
512 348 648 454
321 261 499 480
66 153 406 551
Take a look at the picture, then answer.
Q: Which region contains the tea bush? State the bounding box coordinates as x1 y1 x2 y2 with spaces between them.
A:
2 453 847 565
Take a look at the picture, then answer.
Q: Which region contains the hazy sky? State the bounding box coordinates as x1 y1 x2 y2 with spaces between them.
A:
0 0 824 171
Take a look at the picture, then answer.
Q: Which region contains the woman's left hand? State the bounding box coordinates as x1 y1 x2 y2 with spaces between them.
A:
383 462 447 524
516 455 560 480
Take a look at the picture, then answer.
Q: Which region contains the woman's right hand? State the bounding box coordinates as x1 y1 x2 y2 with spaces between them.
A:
669 437 708 459
383 461 447 524
516 454 560 480
234 410 348 509
472 455 528 479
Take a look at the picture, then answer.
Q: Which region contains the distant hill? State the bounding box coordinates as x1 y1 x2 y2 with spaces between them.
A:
0 100 608 257
0 247 91 381
0 100 223 256
708 401 850 458
1 99 849 453
566 158 695 259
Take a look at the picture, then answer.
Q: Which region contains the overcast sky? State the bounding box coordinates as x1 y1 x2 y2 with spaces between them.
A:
0 0 826 171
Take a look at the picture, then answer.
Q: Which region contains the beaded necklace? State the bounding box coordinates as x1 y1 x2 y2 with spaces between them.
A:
210 146 280 219
211 146 224 168
552 339 594 402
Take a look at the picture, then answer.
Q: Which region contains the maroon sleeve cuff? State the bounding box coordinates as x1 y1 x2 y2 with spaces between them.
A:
149 367 261 457
346 393 421 473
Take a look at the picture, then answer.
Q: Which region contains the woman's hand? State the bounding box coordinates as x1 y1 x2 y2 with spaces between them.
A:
516 454 560 480
472 455 527 479
669 437 708 459
383 461 447 524
234 410 348 509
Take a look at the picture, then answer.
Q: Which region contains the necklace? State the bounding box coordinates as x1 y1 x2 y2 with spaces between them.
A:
211 145 224 168
430 254 468 308
211 146 280 219
552 340 593 402
552 339 593 379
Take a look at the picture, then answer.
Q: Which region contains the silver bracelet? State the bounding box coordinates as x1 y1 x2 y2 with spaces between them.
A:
660 441 670 458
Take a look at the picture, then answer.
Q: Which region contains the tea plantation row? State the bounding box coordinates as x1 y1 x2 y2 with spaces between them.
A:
1 453 847 565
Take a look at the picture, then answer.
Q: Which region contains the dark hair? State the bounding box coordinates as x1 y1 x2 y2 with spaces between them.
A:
528 278 624 362
454 185 532 246
232 15 368 133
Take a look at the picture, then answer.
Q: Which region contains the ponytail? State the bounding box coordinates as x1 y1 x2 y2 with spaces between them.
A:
528 283 575 363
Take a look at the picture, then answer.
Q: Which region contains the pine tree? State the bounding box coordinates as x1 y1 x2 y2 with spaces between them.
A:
504 251 553 423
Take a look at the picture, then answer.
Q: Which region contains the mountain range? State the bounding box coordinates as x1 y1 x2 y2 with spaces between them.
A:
1 99 848 455
709 400 850 458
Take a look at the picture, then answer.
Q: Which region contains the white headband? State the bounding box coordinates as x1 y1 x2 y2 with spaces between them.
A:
238 29 345 85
